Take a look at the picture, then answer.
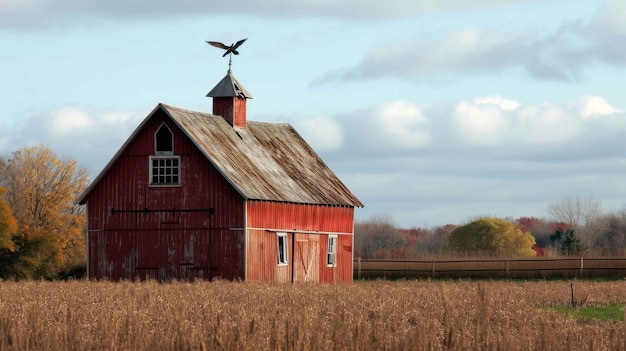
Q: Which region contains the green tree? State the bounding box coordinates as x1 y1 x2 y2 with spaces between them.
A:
0 145 88 279
550 228 585 256
444 217 536 257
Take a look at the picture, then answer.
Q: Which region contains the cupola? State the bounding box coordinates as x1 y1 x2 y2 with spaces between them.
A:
207 66 253 128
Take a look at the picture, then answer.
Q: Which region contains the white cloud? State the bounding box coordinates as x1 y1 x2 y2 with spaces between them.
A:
474 96 521 111
329 1 626 84
370 101 430 149
340 27 524 81
577 96 620 119
454 100 511 146
338 101 431 152
47 106 96 136
292 114 344 152
590 0 626 38
330 94 625 156
517 104 579 144
0 105 144 173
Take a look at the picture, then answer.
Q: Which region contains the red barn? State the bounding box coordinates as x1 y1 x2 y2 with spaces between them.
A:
77 68 363 282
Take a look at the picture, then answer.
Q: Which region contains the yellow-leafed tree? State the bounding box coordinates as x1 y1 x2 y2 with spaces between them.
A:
0 186 18 278
444 217 536 257
0 187 17 251
0 145 88 279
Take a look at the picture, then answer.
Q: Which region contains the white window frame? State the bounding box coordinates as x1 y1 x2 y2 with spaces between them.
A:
277 232 288 266
149 155 181 186
327 235 337 267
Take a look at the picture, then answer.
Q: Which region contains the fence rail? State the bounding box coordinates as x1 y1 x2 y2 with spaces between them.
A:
353 257 626 279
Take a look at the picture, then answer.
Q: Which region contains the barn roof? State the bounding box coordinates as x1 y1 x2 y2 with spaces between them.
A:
78 103 363 207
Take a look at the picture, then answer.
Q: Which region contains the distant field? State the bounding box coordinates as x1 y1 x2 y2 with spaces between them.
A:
0 279 625 350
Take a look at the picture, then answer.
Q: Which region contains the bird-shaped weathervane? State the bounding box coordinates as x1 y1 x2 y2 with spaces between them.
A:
206 38 247 57
206 38 247 72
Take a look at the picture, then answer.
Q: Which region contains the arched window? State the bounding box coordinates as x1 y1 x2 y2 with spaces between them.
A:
155 123 173 155
150 123 180 186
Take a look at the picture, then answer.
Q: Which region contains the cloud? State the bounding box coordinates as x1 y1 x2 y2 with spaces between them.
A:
453 100 513 146
0 106 145 174
331 95 626 226
0 0 531 28
577 96 620 119
321 1 626 84
332 23 599 83
291 114 344 152
337 27 525 82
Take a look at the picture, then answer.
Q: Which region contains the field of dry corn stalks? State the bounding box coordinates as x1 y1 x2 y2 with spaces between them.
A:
0 279 625 351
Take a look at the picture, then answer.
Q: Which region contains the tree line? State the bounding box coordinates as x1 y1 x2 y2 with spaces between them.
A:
355 196 626 259
0 145 88 279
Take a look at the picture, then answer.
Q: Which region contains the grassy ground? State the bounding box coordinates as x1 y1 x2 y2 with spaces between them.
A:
553 304 625 322
0 279 625 350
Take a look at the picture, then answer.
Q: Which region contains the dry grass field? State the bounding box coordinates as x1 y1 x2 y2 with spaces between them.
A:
0 279 625 350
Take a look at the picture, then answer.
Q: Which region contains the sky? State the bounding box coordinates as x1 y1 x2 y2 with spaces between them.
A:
2 0 626 228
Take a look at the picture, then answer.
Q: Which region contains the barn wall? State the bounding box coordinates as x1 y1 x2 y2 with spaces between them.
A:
86 109 245 280
246 201 354 233
246 201 355 282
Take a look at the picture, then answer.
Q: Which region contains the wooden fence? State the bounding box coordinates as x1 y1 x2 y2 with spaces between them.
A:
353 257 626 280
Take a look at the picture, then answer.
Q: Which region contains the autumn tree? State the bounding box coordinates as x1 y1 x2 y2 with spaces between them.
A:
0 145 88 279
0 186 19 278
0 187 16 251
444 217 536 257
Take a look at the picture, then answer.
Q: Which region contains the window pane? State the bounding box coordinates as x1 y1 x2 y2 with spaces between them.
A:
277 233 288 265
151 156 180 185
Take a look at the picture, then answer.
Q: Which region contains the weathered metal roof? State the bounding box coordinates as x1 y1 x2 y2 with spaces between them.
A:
163 104 362 207
206 70 253 99
78 103 363 207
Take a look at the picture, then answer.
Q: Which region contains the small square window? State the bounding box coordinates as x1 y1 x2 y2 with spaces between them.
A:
277 232 288 266
150 156 180 185
327 235 337 266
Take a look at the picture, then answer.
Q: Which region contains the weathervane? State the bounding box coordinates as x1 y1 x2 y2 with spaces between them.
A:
206 38 247 72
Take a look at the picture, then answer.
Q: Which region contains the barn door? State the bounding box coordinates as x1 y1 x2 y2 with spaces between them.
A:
293 234 320 282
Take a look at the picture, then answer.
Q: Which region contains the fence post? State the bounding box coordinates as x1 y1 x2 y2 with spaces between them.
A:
432 259 435 278
357 257 361 280
506 259 509 277
580 257 584 277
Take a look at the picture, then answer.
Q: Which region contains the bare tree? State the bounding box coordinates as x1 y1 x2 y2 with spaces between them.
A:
354 214 405 259
412 225 452 257
596 208 626 256
547 196 606 255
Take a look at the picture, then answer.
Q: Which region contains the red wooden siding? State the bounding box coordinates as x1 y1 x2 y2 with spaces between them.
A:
86 110 245 281
246 201 355 233
212 97 247 128
246 201 354 282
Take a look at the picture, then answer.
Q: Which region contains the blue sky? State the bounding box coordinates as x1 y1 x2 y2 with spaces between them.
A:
2 0 626 227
